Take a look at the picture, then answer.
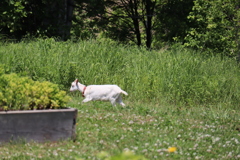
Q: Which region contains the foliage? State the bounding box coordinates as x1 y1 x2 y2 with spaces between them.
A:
0 39 240 108
0 0 27 36
0 72 71 110
73 0 158 48
1 0 194 48
0 0 72 40
184 0 240 56
1 0 240 55
153 0 194 44
72 0 137 44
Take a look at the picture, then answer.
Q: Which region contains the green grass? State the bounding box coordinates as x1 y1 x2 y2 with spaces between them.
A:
0 97 239 159
0 39 240 159
0 38 240 107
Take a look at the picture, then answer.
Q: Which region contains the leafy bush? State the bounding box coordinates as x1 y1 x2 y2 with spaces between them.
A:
0 73 71 110
184 0 240 56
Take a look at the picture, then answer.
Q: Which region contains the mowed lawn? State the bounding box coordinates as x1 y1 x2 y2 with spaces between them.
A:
0 96 239 160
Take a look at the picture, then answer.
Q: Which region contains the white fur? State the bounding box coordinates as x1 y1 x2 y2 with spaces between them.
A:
70 79 128 106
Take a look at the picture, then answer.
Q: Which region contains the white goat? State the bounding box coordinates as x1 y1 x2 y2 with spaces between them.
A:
70 79 128 106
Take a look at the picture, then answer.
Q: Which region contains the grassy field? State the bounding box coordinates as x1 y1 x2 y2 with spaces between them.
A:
0 98 239 159
0 39 239 159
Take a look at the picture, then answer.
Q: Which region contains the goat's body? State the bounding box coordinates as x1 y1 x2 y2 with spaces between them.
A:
70 79 128 106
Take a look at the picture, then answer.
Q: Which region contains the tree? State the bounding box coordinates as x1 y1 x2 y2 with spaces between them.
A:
184 0 240 57
73 0 196 49
142 0 156 48
0 0 74 40
153 0 194 43
107 0 157 48
73 0 158 48
0 0 27 39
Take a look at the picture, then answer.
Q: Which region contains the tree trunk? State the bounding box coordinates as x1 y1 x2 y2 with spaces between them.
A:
144 0 155 48
63 0 74 40
133 18 141 46
131 0 141 46
42 0 74 40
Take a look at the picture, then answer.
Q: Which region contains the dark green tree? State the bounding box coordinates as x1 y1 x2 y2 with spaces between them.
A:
0 0 74 40
73 0 158 48
73 0 195 49
0 0 27 39
153 0 194 43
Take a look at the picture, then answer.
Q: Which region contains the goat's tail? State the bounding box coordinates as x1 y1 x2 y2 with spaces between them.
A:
121 90 128 96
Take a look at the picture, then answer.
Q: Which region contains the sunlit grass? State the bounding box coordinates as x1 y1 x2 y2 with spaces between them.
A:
1 97 239 159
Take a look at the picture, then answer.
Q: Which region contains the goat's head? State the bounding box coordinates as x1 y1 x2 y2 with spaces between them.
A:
70 79 79 91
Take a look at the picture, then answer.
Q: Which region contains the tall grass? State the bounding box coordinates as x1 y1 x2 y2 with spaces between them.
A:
0 38 240 108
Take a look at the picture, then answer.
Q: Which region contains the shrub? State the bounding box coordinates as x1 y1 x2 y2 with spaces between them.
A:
0 73 71 110
184 0 240 57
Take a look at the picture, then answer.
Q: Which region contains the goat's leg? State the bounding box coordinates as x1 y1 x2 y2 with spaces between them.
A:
82 98 92 103
116 96 126 107
109 98 117 106
119 102 126 107
111 101 117 106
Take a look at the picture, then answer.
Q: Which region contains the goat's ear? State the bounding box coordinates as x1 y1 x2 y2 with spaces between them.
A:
75 79 78 83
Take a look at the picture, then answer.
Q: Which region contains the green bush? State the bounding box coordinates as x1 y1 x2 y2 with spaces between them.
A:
0 73 71 110
184 0 240 57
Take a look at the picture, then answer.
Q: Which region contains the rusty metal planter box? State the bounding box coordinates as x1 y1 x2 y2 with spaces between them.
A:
0 108 77 143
